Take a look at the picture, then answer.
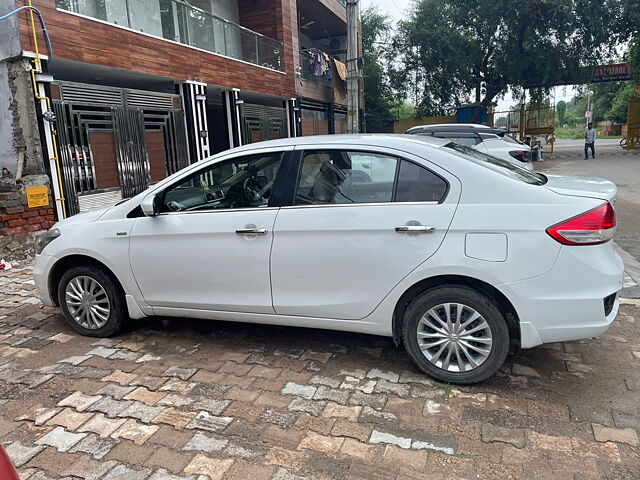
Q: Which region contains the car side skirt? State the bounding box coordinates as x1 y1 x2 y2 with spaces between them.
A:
150 306 391 337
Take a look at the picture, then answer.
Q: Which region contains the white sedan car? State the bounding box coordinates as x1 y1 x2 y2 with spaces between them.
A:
34 135 623 384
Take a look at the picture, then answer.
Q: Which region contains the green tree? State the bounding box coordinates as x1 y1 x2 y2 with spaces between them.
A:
563 80 634 126
556 101 567 126
362 7 397 132
591 82 631 123
396 102 416 119
621 1 640 82
564 94 588 126
607 83 636 123
391 0 621 117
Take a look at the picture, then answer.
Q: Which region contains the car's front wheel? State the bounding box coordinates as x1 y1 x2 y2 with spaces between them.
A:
58 265 127 337
402 286 509 384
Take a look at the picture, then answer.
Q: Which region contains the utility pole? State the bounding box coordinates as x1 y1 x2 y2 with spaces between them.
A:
346 0 361 133
585 92 593 128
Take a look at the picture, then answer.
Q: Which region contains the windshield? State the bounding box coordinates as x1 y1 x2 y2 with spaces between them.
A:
444 143 547 185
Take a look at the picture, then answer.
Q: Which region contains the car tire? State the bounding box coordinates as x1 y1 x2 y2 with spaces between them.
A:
58 265 127 337
402 285 509 384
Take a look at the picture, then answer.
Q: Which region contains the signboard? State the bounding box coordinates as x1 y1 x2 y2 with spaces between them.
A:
592 63 631 83
526 63 631 88
585 110 592 119
26 185 49 208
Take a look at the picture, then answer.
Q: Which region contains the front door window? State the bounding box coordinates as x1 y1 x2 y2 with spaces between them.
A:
161 152 284 212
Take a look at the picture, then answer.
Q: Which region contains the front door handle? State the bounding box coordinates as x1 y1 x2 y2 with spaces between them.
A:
395 225 435 234
236 227 268 235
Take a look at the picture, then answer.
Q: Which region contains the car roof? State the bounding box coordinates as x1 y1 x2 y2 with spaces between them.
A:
228 134 451 153
406 123 507 135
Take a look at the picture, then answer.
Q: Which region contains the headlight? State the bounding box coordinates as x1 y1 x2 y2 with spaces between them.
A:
35 228 61 255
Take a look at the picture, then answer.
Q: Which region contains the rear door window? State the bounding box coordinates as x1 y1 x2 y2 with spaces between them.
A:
295 150 398 205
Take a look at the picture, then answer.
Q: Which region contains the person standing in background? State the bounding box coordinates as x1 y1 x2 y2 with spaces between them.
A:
585 122 597 159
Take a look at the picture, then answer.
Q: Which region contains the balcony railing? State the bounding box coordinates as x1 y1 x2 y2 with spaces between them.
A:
55 0 283 71
299 52 332 87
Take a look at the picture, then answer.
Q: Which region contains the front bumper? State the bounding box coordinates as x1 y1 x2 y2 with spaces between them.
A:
500 242 624 348
33 253 56 307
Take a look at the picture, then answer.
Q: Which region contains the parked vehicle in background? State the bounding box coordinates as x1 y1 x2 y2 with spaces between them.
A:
34 135 623 384
405 123 534 170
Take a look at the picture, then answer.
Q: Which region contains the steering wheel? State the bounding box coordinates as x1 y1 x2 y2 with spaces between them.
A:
243 177 264 204
167 200 185 211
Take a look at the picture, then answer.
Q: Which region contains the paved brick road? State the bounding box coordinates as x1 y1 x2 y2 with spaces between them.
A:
1 263 639 479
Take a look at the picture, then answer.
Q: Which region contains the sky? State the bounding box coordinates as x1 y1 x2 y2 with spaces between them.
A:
360 0 577 110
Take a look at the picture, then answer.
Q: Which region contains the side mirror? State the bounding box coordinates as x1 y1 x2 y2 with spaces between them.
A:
140 193 159 217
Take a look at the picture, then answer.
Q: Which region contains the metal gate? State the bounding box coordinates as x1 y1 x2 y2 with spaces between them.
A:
492 105 556 151
51 82 188 216
241 104 287 144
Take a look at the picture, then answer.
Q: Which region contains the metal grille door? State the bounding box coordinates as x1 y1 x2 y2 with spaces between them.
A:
52 82 189 216
241 104 287 144
113 107 150 199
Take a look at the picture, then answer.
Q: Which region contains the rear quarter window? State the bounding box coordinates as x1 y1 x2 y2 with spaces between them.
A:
395 160 448 203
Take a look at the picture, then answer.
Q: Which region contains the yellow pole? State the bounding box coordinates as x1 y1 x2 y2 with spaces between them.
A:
26 1 66 218
27 0 41 73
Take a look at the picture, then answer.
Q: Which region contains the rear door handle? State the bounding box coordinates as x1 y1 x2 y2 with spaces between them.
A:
236 228 268 235
395 225 435 234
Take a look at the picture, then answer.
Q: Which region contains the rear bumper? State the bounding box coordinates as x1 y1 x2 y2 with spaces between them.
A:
500 242 624 348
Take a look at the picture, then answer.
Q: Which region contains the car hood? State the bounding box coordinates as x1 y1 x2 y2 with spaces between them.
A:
54 204 113 228
544 174 617 202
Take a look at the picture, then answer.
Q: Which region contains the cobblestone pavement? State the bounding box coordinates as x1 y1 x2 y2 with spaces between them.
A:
1 264 639 480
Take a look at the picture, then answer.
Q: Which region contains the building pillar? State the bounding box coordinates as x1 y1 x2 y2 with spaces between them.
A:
0 57 56 246
285 98 300 137
327 102 335 135
180 81 210 162
223 89 243 148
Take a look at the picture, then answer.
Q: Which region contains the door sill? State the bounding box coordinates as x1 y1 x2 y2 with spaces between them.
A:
151 306 389 336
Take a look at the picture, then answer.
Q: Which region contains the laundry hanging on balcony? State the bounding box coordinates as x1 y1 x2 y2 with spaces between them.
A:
302 48 334 80
333 59 347 81
310 50 331 79
330 59 347 104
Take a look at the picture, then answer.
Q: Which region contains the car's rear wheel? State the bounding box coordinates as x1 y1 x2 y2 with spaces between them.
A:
58 265 127 337
402 286 509 384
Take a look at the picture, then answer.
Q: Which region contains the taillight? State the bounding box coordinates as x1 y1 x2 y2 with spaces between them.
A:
509 151 527 162
546 203 616 245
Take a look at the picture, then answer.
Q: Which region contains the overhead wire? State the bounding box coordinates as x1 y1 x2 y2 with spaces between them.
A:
0 5 53 58
388 0 404 16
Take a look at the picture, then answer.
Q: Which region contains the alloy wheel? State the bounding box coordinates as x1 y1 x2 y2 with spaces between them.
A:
416 302 493 372
64 275 111 330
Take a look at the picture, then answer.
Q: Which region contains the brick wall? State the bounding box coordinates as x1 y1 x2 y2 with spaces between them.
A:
0 178 55 237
